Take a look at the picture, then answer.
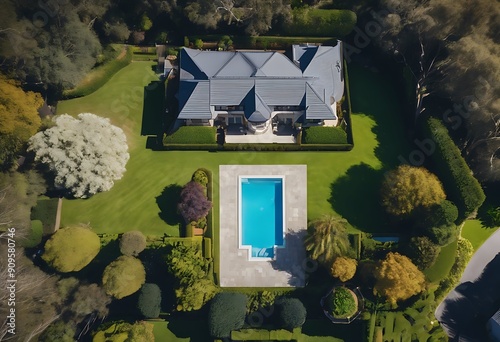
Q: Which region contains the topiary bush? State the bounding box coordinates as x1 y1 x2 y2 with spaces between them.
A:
302 126 348 144
208 292 247 338
119 230 147 256
192 169 209 186
326 287 357 318
423 118 485 220
275 298 307 330
102 256 146 299
137 283 162 318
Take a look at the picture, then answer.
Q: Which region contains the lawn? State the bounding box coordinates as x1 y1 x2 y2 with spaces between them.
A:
57 61 409 237
461 219 498 250
424 239 458 283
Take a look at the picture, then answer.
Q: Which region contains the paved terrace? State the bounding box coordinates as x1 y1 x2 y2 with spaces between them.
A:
219 165 307 287
224 125 296 144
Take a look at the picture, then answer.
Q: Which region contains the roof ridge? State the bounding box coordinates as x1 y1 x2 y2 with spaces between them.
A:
306 82 324 103
237 52 258 75
182 48 207 79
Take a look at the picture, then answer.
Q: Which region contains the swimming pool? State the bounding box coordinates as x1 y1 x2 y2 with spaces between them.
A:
239 177 285 260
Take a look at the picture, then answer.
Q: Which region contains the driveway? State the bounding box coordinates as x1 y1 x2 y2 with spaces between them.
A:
435 229 500 341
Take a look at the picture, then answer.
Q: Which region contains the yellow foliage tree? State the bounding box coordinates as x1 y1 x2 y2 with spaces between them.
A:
373 252 426 305
102 256 146 299
0 76 43 166
381 165 446 217
330 257 358 282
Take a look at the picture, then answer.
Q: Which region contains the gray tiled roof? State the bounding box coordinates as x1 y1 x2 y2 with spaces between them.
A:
178 41 344 120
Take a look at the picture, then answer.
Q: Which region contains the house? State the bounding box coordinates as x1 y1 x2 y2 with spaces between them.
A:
488 309 500 342
176 41 344 134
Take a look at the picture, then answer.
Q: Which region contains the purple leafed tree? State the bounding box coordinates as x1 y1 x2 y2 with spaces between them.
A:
177 181 212 223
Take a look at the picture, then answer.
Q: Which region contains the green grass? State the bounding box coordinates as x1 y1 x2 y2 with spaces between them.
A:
22 220 43 248
285 8 357 37
461 219 498 250
151 320 208 341
424 239 458 283
31 196 58 234
164 126 217 144
56 62 408 237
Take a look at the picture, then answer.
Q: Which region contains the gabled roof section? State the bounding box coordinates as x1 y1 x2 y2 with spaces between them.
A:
241 52 274 70
243 88 272 123
178 80 211 119
259 53 302 77
211 79 254 105
215 53 255 77
179 48 207 80
256 79 305 106
305 83 335 120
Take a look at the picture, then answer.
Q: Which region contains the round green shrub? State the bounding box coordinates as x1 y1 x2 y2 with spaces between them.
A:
326 287 357 318
119 230 147 256
275 298 307 330
425 224 458 246
192 169 209 186
405 236 441 270
137 283 162 318
208 292 247 338
415 200 459 231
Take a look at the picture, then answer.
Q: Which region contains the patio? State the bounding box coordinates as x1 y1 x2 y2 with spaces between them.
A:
224 124 296 144
219 165 307 287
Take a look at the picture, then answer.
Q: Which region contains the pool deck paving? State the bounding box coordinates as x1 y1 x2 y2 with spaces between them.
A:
219 165 308 287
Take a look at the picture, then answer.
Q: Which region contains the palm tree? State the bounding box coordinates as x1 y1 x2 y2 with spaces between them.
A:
304 215 353 268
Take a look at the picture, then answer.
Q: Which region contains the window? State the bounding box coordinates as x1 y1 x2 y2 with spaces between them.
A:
228 116 243 125
274 105 303 111
214 105 244 111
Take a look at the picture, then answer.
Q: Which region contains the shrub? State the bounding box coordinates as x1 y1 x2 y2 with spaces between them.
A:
42 226 100 272
425 224 458 246
330 257 357 282
423 118 485 220
192 169 209 186
436 238 474 298
194 38 204 49
302 126 348 144
137 283 162 318
405 236 441 270
119 230 147 256
177 181 212 223
381 165 446 217
164 126 217 144
246 290 284 313
275 298 307 329
326 287 357 318
102 256 146 299
92 321 154 342
208 292 247 338
414 200 459 231
285 8 357 37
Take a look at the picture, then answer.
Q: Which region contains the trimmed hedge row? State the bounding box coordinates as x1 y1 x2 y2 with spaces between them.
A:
164 126 217 144
231 327 301 341
302 126 348 144
423 118 485 220
163 143 353 151
285 8 357 37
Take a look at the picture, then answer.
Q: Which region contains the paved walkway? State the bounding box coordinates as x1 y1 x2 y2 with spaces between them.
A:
435 228 500 341
219 165 307 287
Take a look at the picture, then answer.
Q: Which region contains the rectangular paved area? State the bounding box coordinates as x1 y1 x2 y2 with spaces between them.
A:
219 165 307 287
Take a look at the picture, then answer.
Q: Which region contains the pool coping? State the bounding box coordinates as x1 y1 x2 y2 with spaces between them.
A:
238 175 286 261
219 165 307 287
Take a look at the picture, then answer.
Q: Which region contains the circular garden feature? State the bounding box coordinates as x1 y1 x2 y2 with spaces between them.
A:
321 286 364 324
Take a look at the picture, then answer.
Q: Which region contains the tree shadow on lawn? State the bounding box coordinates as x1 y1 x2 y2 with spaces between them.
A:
301 318 364 341
329 163 392 234
156 184 183 228
141 80 165 136
76 239 122 284
166 317 209 342
348 63 413 169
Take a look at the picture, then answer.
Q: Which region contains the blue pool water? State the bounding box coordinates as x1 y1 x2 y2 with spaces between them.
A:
241 178 284 258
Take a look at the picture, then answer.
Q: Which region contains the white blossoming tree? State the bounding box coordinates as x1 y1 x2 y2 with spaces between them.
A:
28 113 129 198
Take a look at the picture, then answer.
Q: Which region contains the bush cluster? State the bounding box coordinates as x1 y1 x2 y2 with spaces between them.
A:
436 238 474 299
119 230 147 256
208 293 248 338
423 118 485 220
164 126 217 144
285 8 357 37
326 287 357 318
274 298 307 330
302 126 348 144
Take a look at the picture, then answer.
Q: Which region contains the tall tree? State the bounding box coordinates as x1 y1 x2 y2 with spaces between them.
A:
28 113 130 198
381 165 446 217
0 76 43 168
304 215 354 268
330 256 358 282
42 226 101 272
373 252 426 306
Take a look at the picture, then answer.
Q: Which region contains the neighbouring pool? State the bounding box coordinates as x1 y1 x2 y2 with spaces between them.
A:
239 177 285 259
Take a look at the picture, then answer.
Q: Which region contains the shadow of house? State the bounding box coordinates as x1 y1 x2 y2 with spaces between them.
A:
141 81 165 141
156 184 183 231
270 230 309 287
329 163 389 233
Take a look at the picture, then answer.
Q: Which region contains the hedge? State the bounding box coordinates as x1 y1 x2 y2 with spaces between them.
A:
231 328 301 341
302 126 348 144
422 118 485 220
203 237 212 259
285 8 357 37
208 292 247 338
162 142 353 151
164 126 217 144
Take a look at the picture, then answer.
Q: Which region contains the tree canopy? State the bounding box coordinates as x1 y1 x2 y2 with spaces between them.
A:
381 165 446 217
28 113 129 198
0 76 43 168
405 236 441 270
275 298 307 329
137 283 162 318
373 252 426 305
102 256 146 299
208 292 247 338
331 257 358 282
42 226 100 272
120 231 147 256
304 215 354 268
177 181 212 223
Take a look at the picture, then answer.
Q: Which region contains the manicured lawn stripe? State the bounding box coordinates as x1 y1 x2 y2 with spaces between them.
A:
424 239 458 283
